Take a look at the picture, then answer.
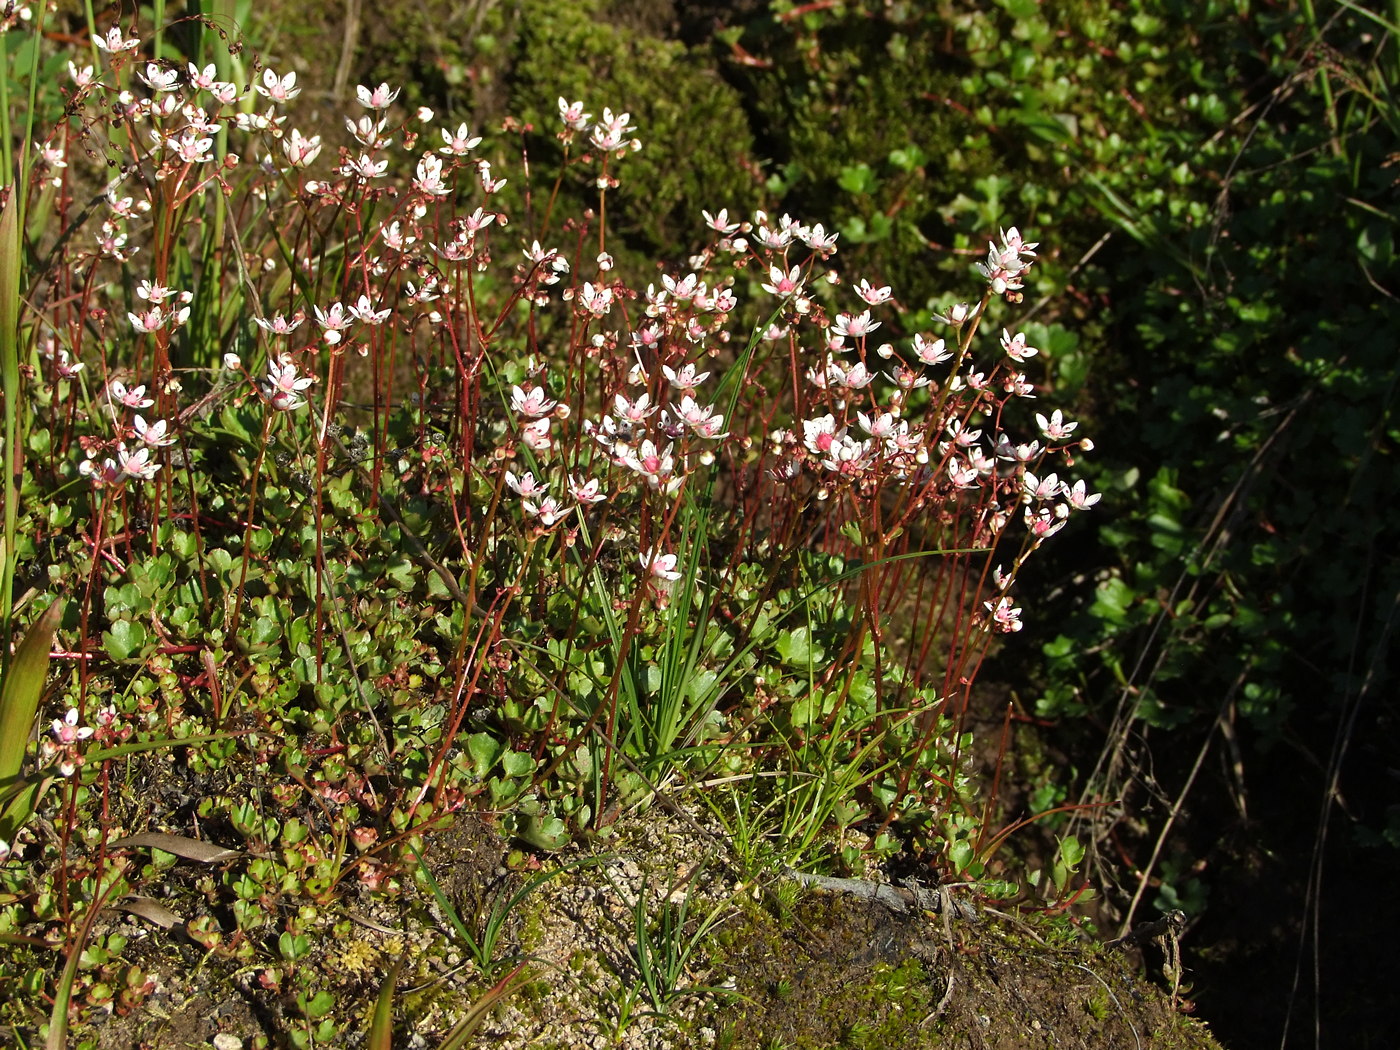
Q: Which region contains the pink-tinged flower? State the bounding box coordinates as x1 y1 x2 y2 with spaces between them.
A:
109 380 154 410
831 310 880 339
256 69 300 103
1000 226 1039 257
823 360 875 392
802 222 839 256
639 548 682 582
79 456 123 488
946 420 982 447
133 415 175 448
439 122 482 156
1035 409 1078 440
662 362 711 392
346 115 390 149
709 288 738 314
995 435 1041 463
1004 372 1035 398
613 392 655 423
171 131 215 164
569 475 607 505
621 439 676 489
208 81 239 105
463 207 496 233
505 470 548 499
129 306 167 333
857 410 898 439
52 708 95 745
821 435 872 476
115 443 161 481
589 107 634 151
139 62 179 93
413 153 450 196
912 333 951 366
985 596 1024 633
577 282 613 317
1065 479 1102 511
282 129 322 167
761 264 803 298
69 62 95 88
183 106 222 137
233 109 286 134
254 313 305 336
0 838 10 862
631 323 663 353
1000 329 1038 362
96 221 135 261
263 358 314 410
523 495 569 526
855 279 891 306
524 241 568 283
384 222 416 253
755 217 793 251
187 62 218 90
356 82 400 109
479 158 509 194
341 153 388 180
223 353 242 371
1022 471 1061 502
53 349 84 379
136 280 174 303
314 302 353 343
883 420 920 456
661 272 702 300
703 208 740 234
1025 505 1067 542
803 415 843 455
520 417 552 452
512 385 558 419
948 459 980 489
672 396 727 439
885 364 933 392
93 26 140 53
348 295 390 325
558 97 591 131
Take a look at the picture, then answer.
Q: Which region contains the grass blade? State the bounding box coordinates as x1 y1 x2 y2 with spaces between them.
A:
367 956 403 1050
0 598 63 784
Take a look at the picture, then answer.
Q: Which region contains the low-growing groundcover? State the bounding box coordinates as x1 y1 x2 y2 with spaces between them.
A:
0 7 1217 1048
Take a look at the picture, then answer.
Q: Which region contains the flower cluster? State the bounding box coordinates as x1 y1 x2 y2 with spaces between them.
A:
48 29 1096 651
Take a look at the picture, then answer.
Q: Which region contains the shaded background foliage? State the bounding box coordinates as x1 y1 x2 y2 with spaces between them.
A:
69 0 1400 1046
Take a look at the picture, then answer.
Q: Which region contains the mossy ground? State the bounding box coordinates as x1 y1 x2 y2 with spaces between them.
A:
55 801 1223 1049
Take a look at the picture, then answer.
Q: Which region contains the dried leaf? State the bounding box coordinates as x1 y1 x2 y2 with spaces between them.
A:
110 831 241 864
114 897 182 929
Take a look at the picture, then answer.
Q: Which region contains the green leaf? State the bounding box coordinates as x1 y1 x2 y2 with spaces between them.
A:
501 750 534 778
519 814 569 852
776 626 825 668
102 619 148 663
837 163 876 195
467 732 505 778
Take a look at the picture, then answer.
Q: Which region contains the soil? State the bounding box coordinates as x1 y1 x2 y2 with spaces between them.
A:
58 806 1223 1050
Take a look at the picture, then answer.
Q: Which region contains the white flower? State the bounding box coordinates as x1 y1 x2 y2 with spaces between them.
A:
356 82 400 109
639 549 682 582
